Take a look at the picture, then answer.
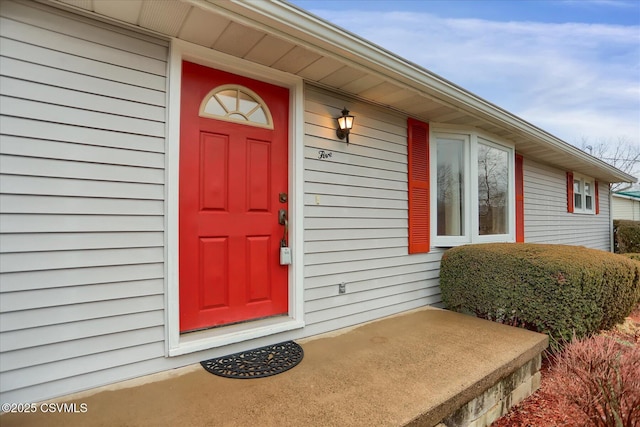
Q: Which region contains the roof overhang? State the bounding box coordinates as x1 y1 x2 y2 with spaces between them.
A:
613 192 640 201
45 0 636 184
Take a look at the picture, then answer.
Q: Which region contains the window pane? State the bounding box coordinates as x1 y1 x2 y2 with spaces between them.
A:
202 97 226 117
216 90 237 112
584 181 592 211
478 142 509 235
437 139 465 236
574 180 582 209
237 91 259 114
248 108 268 124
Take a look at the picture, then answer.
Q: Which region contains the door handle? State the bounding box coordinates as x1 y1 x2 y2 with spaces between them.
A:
279 209 291 265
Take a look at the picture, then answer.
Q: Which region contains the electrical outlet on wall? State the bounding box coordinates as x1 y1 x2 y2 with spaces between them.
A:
339 282 346 294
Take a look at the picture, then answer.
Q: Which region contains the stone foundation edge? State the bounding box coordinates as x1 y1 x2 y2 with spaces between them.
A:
436 352 543 427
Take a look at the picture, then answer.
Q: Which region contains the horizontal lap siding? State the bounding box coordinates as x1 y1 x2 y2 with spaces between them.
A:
612 197 640 220
523 158 611 250
303 87 443 335
0 1 168 403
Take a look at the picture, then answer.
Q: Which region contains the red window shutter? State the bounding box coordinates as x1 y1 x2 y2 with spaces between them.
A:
566 172 574 213
407 118 430 253
515 154 524 242
595 181 600 214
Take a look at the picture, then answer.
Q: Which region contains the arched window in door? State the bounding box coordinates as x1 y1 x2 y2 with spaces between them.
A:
199 84 273 129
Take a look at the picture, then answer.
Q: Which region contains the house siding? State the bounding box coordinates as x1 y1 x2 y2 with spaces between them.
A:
0 0 623 406
612 196 640 220
523 158 611 250
0 0 168 403
301 87 443 335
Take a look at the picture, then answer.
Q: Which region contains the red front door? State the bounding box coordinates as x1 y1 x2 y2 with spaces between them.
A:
179 61 289 332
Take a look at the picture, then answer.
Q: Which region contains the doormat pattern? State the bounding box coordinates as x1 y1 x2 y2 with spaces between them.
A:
200 341 304 379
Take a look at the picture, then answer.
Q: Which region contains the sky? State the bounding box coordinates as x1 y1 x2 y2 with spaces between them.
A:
290 0 640 152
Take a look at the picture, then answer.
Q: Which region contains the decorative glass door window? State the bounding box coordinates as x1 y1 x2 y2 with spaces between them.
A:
199 84 273 129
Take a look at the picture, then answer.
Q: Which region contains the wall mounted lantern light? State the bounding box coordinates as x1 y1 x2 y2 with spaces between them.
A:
336 107 355 144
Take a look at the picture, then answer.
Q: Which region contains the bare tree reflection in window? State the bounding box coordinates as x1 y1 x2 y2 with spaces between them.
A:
478 143 508 235
437 139 465 236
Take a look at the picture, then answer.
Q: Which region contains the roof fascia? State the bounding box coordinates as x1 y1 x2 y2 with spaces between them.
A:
613 193 640 201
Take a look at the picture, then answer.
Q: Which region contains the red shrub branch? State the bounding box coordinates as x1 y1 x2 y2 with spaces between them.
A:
552 335 640 427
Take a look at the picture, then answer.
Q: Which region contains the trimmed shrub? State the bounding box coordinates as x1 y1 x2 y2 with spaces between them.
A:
440 243 640 346
613 220 640 254
622 252 640 262
621 254 640 306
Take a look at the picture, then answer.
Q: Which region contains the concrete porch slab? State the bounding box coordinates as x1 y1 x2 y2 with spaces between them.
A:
1 307 548 427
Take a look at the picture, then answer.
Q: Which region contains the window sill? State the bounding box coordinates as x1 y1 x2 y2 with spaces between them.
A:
433 236 514 248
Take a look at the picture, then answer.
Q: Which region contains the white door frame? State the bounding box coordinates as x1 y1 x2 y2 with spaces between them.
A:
165 39 305 356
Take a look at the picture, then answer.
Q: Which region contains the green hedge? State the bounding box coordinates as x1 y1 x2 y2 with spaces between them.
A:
440 243 640 346
622 253 640 261
613 220 640 254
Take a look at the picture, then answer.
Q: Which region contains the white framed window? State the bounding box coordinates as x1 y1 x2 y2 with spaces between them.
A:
573 174 595 214
435 133 469 245
431 130 515 246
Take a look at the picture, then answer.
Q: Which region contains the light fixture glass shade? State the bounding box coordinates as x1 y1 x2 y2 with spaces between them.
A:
337 108 354 130
337 115 347 130
336 107 354 143
338 115 354 130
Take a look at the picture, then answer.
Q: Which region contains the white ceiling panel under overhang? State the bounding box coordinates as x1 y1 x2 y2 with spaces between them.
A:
178 9 230 47
47 0 636 184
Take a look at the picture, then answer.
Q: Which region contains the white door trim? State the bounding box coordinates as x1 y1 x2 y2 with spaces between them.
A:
165 39 305 356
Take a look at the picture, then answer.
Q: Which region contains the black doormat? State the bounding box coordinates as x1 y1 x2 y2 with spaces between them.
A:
200 341 304 379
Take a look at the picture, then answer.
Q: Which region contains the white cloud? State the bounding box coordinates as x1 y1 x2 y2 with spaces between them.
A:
561 0 638 9
309 9 640 146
